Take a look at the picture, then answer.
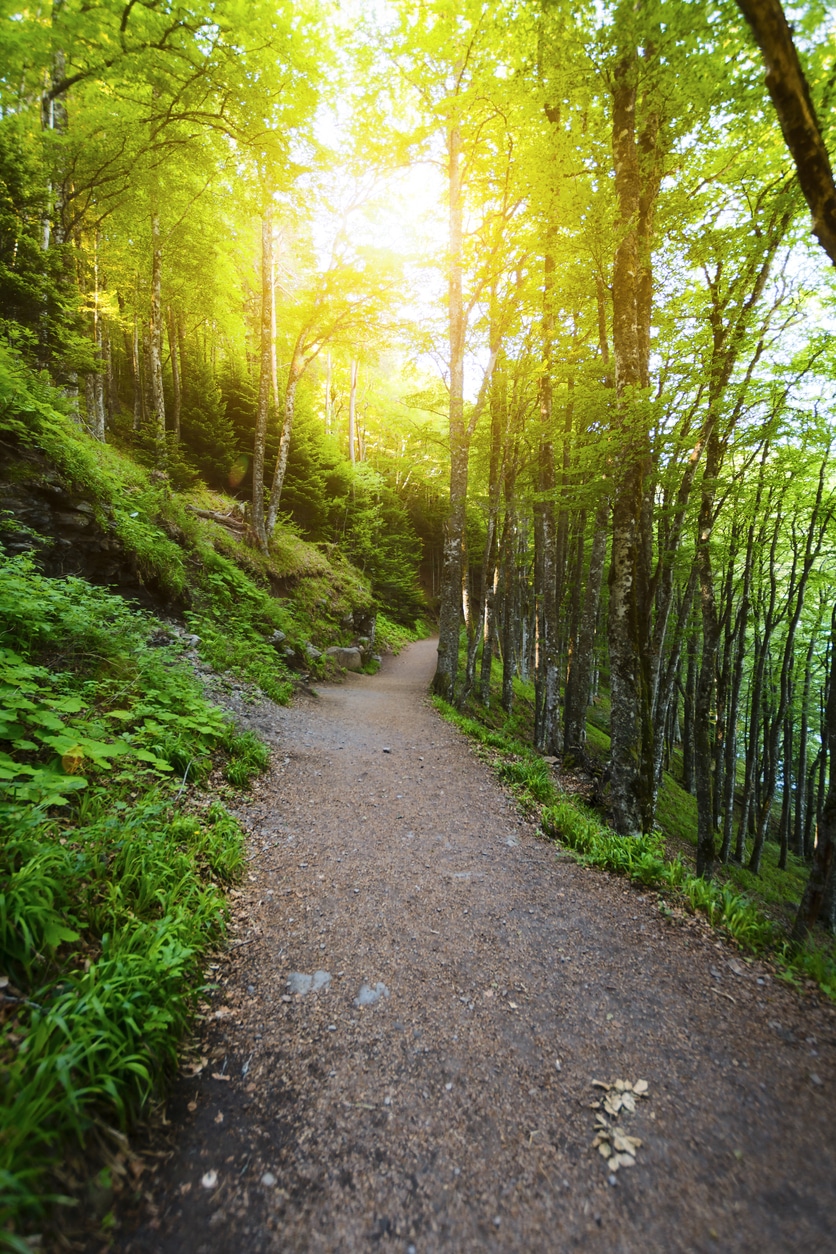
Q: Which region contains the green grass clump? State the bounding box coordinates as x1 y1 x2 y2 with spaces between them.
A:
0 799 243 1235
540 798 773 951
375 613 431 655
222 729 271 788
0 552 267 1242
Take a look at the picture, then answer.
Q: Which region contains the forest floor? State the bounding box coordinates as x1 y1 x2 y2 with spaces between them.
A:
112 638 836 1254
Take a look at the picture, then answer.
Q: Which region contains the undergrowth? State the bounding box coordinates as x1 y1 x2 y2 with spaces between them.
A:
433 697 836 1002
0 554 264 1245
375 613 431 655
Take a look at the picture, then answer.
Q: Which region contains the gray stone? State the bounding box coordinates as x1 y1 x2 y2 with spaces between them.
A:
325 646 363 672
287 970 331 996
355 981 390 1007
304 642 322 660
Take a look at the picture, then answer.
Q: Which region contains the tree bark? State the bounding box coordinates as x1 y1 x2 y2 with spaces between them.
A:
252 206 273 552
607 22 657 834
533 249 560 754
433 121 467 701
266 357 301 535
348 357 358 467
564 498 609 760
166 305 181 441
149 205 166 457
792 606 836 943
736 0 836 267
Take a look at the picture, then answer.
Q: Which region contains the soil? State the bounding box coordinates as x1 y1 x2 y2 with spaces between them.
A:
114 638 836 1254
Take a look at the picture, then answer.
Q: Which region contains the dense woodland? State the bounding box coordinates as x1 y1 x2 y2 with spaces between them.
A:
3 0 836 1238
3 6 836 906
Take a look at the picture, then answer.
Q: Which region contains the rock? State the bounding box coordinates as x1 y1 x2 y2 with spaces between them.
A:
270 629 286 645
325 646 363 672
304 642 322 660
287 970 331 996
355 981 389 1007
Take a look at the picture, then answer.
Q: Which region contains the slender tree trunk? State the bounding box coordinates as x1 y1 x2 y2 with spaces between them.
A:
270 252 279 413
607 16 660 835
325 351 332 434
793 606 836 943
794 628 818 856
694 424 724 878
131 314 142 431
433 121 467 701
252 207 273 552
778 710 793 869
533 249 560 754
149 205 166 458
348 357 358 467
564 498 609 759
166 305 181 441
682 632 698 794
266 357 301 535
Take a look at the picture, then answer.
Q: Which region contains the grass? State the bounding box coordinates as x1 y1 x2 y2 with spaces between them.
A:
375 613 432 655
0 552 266 1246
437 650 836 1002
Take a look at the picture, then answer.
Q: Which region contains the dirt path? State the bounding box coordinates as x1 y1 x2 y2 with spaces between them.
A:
118 639 836 1254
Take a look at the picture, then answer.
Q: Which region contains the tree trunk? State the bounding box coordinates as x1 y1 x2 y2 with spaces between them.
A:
149 205 166 458
348 357 358 466
325 351 333 434
606 15 660 835
166 305 181 441
792 606 836 943
533 252 559 754
735 0 836 268
432 121 467 701
682 631 698 794
794 628 818 857
252 207 273 552
266 358 300 535
564 498 609 760
131 314 142 431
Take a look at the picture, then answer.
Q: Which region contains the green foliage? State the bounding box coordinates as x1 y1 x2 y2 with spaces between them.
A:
435 694 832 997
188 552 294 704
0 554 238 807
375 612 430 654
0 798 243 1233
540 800 774 949
0 551 266 1240
222 729 270 787
179 354 238 487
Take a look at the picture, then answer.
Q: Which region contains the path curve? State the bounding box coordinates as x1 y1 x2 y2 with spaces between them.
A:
119 638 836 1253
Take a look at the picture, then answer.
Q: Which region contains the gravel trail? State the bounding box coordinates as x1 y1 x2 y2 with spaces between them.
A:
119 637 836 1253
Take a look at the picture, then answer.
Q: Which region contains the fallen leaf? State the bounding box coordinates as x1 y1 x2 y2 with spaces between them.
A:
211 1073 230 1082
633 1079 649 1095
598 1143 612 1160
591 1080 611 1091
617 1152 636 1168
614 1079 627 1092
607 1155 620 1171
621 1091 636 1113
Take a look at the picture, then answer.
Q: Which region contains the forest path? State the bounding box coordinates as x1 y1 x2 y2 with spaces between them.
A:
119 639 836 1254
